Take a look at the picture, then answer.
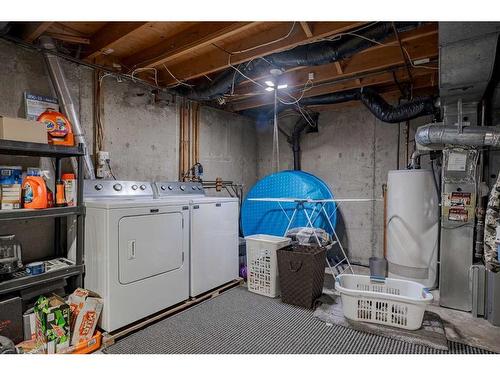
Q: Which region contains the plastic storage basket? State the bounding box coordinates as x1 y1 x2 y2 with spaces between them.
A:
245 234 291 297
335 274 433 330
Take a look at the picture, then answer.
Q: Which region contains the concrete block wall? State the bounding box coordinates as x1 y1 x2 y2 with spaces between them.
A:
256 106 433 265
0 39 257 261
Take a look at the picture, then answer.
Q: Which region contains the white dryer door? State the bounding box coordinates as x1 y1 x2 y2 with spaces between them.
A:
118 212 184 284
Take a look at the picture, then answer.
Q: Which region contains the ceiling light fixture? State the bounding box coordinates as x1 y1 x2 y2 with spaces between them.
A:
265 87 275 92
265 81 275 87
277 84 288 90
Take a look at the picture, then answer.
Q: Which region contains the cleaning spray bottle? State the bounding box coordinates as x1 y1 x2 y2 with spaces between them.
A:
22 168 49 209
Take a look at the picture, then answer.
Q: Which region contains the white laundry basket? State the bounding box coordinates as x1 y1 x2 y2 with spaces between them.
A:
245 234 291 297
335 274 433 330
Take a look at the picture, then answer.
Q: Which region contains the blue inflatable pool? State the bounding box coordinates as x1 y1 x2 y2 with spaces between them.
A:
241 170 337 237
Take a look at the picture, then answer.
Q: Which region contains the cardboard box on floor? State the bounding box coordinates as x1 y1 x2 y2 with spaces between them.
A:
67 288 103 346
0 296 23 344
0 115 47 144
34 294 71 354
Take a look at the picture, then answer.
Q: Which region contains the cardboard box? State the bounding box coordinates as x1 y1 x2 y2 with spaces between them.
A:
34 295 71 354
1 184 22 209
0 166 22 209
23 309 36 341
0 115 48 144
67 288 103 345
0 296 23 344
16 338 45 354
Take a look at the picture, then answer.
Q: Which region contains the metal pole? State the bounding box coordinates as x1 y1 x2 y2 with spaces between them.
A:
273 88 280 172
39 36 96 179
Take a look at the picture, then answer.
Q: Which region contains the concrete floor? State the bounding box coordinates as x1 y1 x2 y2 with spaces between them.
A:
329 265 500 353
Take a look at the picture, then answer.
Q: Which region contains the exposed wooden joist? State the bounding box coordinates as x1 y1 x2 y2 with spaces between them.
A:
229 32 438 108
21 22 54 42
334 61 344 75
123 22 262 70
300 22 313 37
157 21 367 86
230 67 437 112
83 22 149 60
46 32 90 45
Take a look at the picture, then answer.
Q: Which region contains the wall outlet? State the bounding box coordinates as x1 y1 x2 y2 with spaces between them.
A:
308 72 315 80
98 151 110 166
96 167 105 179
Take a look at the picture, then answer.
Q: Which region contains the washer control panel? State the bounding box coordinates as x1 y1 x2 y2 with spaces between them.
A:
154 181 205 197
84 180 155 199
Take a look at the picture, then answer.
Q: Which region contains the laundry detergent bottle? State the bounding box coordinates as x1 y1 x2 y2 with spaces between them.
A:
22 168 48 209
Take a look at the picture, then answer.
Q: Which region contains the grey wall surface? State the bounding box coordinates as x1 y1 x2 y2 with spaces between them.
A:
256 106 432 265
199 106 257 196
0 39 257 262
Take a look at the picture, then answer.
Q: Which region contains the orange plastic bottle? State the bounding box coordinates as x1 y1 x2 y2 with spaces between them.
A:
22 169 48 209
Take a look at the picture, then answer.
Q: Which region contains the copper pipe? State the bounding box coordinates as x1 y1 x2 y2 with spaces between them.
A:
178 99 185 181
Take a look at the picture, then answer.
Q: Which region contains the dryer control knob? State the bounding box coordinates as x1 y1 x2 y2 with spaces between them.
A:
192 186 196 190
113 183 122 191
131 185 138 190
180 185 186 191
198 186 203 190
161 185 166 191
140 184 147 190
168 185 173 190
95 184 103 191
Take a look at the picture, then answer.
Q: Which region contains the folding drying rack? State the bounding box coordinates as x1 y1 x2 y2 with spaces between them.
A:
248 197 377 276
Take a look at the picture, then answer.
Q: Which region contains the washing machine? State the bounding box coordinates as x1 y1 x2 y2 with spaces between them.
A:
154 181 239 297
84 180 190 332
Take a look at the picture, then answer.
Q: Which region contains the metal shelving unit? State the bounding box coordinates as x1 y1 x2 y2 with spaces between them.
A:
0 140 85 295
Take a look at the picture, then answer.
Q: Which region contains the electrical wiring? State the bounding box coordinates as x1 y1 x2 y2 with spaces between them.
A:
227 54 266 90
229 22 297 55
162 64 195 88
329 29 438 71
130 67 159 86
106 160 117 180
276 79 314 105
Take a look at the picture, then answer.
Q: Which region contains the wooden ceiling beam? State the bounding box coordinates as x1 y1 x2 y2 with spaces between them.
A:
122 22 262 70
82 22 149 60
300 22 313 37
230 67 437 111
20 22 54 42
46 32 90 44
231 32 438 98
157 21 367 85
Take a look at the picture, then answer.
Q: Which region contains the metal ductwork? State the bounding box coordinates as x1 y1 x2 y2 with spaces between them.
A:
39 36 95 179
179 22 423 101
415 124 500 148
439 22 500 106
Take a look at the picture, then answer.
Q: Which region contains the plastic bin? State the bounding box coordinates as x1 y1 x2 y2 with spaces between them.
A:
245 234 291 297
277 244 326 309
335 274 433 330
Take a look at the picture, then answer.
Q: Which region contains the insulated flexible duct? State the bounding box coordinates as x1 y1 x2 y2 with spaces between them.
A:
245 88 436 124
360 87 436 123
179 22 423 101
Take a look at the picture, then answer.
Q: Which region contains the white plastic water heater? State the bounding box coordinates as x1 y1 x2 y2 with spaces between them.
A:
386 169 439 288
